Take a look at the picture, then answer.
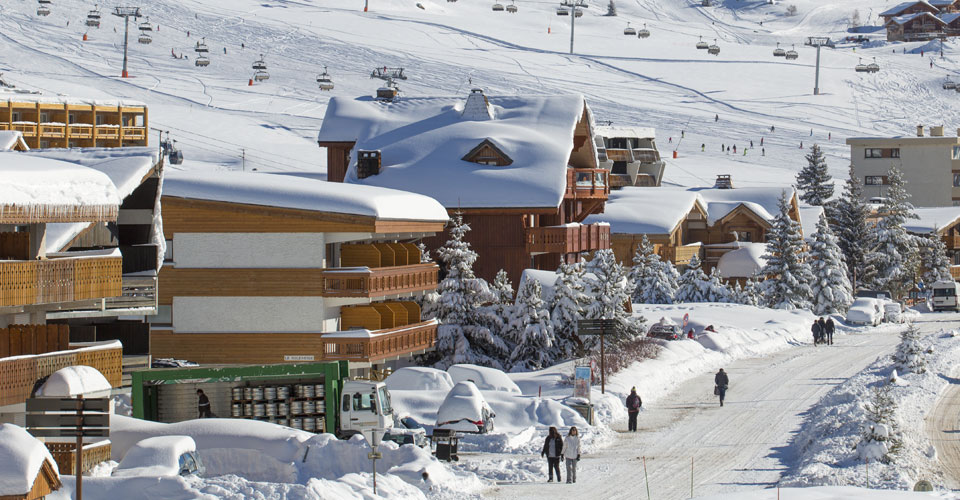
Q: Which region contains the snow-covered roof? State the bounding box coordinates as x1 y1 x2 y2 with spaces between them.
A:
888 11 946 24
164 170 449 222
904 207 960 234
0 424 59 495
584 187 702 235
37 365 112 397
716 242 768 278
0 131 27 151
595 125 656 140
932 0 956 5
519 268 561 304
0 153 121 216
317 93 591 209
799 205 825 240
939 12 960 23
881 0 936 16
0 88 146 107
695 187 793 225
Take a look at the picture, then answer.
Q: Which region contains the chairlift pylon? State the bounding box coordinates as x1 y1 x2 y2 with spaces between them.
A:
773 42 785 57
624 22 636 36
317 66 334 91
785 44 798 60
637 23 650 38
696 35 708 49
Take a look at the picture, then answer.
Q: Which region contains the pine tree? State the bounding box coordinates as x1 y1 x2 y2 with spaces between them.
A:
551 260 591 357
585 249 643 344
892 323 926 374
675 255 711 303
795 144 834 206
628 238 649 303
830 164 875 291
629 235 677 304
857 382 903 464
431 213 509 369
870 165 920 299
760 192 814 310
487 269 515 336
507 277 556 371
809 213 854 315
920 230 952 285
738 275 762 306
606 0 618 16
706 267 733 302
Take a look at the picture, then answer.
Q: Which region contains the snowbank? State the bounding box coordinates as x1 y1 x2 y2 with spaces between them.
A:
448 364 521 393
37 365 111 397
0 424 59 496
696 485 955 499
385 366 454 392
113 435 197 478
715 242 767 278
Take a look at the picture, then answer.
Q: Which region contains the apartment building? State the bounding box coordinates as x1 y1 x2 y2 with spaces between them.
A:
847 126 960 207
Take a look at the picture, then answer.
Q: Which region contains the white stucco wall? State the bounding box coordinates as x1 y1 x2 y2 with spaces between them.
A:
172 297 331 333
172 233 326 268
850 140 958 206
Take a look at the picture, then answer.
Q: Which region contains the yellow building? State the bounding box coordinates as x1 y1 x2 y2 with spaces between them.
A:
0 92 147 149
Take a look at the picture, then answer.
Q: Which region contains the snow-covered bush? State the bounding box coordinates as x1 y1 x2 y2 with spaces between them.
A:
487 269 514 336
857 383 902 464
605 0 617 16
760 191 813 310
892 323 926 375
590 335 660 381
706 267 732 302
809 213 853 315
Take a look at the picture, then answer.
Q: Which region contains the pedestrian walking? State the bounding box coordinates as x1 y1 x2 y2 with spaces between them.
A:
715 114 719 122
541 427 564 482
811 320 822 346
733 145 737 154
721 143 725 152
626 387 642 431
714 369 729 407
760 137 764 146
800 141 803 148
197 389 213 418
563 427 581 484
825 317 835 345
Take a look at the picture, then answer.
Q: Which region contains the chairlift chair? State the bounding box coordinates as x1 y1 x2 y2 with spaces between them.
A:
556 6 568 15
944 76 956 90
854 57 869 72
195 38 209 53
696 35 708 49
955 84 960 93
253 55 267 71
637 23 650 38
37 5 51 15
624 22 636 36
164 136 184 165
195 55 210 67
254 69 270 82
574 7 583 17
773 42 785 57
492 2 504 11
38 0 51 4
86 5 101 27
701 0 712 6
370 67 406 80
376 80 401 101
317 66 334 91
506 1 517 12
139 17 152 32
784 44 798 60
708 39 720 55
138 32 152 44
866 57 879 73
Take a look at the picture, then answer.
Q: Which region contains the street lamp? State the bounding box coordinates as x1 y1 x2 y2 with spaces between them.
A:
112 6 142 78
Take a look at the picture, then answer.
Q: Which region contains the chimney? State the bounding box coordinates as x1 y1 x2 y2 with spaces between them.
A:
357 150 381 179
917 124 924 137
932 125 944 137
461 88 494 121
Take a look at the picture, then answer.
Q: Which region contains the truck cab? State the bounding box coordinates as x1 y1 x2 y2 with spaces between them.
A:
338 380 427 447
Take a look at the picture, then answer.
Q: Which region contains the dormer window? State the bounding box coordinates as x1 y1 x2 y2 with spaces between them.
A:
462 139 512 166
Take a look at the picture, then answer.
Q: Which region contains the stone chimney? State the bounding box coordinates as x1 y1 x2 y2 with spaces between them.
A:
931 125 944 137
917 124 924 137
461 88 494 121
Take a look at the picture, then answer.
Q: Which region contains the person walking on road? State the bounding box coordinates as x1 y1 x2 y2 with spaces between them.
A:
563 427 581 484
197 389 213 418
825 317 835 345
626 387 642 431
817 317 827 344
714 369 729 407
811 319 822 346
541 426 564 482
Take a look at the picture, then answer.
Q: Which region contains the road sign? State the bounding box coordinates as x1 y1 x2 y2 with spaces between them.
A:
27 414 110 429
577 319 619 335
26 427 110 438
26 398 110 413
368 451 382 460
682 313 690 329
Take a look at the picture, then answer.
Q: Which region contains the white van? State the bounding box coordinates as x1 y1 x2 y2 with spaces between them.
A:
931 280 960 311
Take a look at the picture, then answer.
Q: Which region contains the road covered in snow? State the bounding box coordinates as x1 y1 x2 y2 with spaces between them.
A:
927 358 960 490
489 313 960 500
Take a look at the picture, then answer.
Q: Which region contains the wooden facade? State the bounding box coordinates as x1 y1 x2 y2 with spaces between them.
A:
0 98 147 149
0 459 61 500
0 340 123 406
886 12 948 40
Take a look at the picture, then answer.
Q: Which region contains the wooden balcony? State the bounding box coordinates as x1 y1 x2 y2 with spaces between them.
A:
68 123 93 139
0 253 122 308
605 148 661 163
526 223 611 255
661 243 703 265
565 168 610 199
38 123 66 138
95 125 120 139
11 122 37 137
0 339 122 406
122 126 146 140
321 320 438 364
319 263 438 298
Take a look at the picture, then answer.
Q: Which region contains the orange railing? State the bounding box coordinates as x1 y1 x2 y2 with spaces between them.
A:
0 340 122 406
319 263 438 298
68 123 93 139
565 168 610 199
11 122 37 136
95 125 120 139
321 320 438 363
526 223 611 255
0 254 122 307
122 127 146 140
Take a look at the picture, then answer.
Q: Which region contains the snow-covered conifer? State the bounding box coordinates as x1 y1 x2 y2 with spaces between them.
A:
830 164 875 290
551 260 591 357
629 235 677 304
870 165 920 298
920 230 952 285
585 249 643 343
507 277 556 371
414 243 440 320
606 0 617 16
857 382 902 464
809 213 854 315
759 191 814 309
675 255 710 303
706 267 733 302
739 275 762 306
795 144 834 206
487 269 515 335
892 322 926 374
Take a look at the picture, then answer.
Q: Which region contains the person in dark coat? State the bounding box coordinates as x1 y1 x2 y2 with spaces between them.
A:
625 387 642 432
817 317 827 344
197 389 213 418
811 320 822 346
714 369 729 406
825 318 835 345
541 426 564 482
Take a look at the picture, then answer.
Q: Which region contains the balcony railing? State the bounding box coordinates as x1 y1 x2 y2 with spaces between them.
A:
68 123 93 138
95 125 120 139
321 320 438 363
319 263 439 298
39 123 66 138
605 148 661 163
122 127 146 140
0 340 123 406
661 243 703 265
11 122 37 136
0 254 122 307
526 223 611 255
565 168 610 199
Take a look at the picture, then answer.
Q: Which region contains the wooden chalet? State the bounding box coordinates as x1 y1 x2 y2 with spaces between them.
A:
317 89 611 286
880 0 940 23
0 425 62 500
904 207 960 280
885 12 948 40
149 171 449 368
932 0 960 12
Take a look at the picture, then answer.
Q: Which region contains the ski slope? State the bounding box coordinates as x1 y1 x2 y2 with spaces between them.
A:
3 0 960 185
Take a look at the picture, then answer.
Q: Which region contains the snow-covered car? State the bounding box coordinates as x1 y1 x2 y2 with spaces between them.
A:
382 417 429 447
882 302 903 323
113 435 205 478
647 323 682 340
845 298 883 326
436 381 495 434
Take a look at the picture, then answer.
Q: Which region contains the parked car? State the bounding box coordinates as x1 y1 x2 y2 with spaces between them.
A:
647 323 683 340
882 302 904 323
931 280 960 312
436 381 495 434
113 435 205 478
846 298 883 326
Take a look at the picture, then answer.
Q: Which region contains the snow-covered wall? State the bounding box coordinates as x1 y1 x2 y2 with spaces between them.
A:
172 297 333 333
172 233 326 268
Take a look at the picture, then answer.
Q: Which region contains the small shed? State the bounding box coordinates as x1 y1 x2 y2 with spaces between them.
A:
0 424 61 500
0 131 29 152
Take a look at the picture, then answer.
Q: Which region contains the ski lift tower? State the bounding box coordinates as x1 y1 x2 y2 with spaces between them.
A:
806 36 830 95
560 0 589 54
112 6 142 78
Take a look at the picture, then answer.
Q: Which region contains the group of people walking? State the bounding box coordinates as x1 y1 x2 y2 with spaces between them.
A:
541 426 581 483
811 317 835 345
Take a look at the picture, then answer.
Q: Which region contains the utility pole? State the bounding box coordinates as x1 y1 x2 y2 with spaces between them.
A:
112 7 142 78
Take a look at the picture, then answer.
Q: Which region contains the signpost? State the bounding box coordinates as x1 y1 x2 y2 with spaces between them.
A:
577 319 620 394
365 428 386 495
26 396 110 500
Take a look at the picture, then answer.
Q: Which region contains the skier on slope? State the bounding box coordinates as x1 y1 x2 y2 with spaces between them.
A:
626 387 642 431
714 369 729 407
715 114 719 122
811 319 822 346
